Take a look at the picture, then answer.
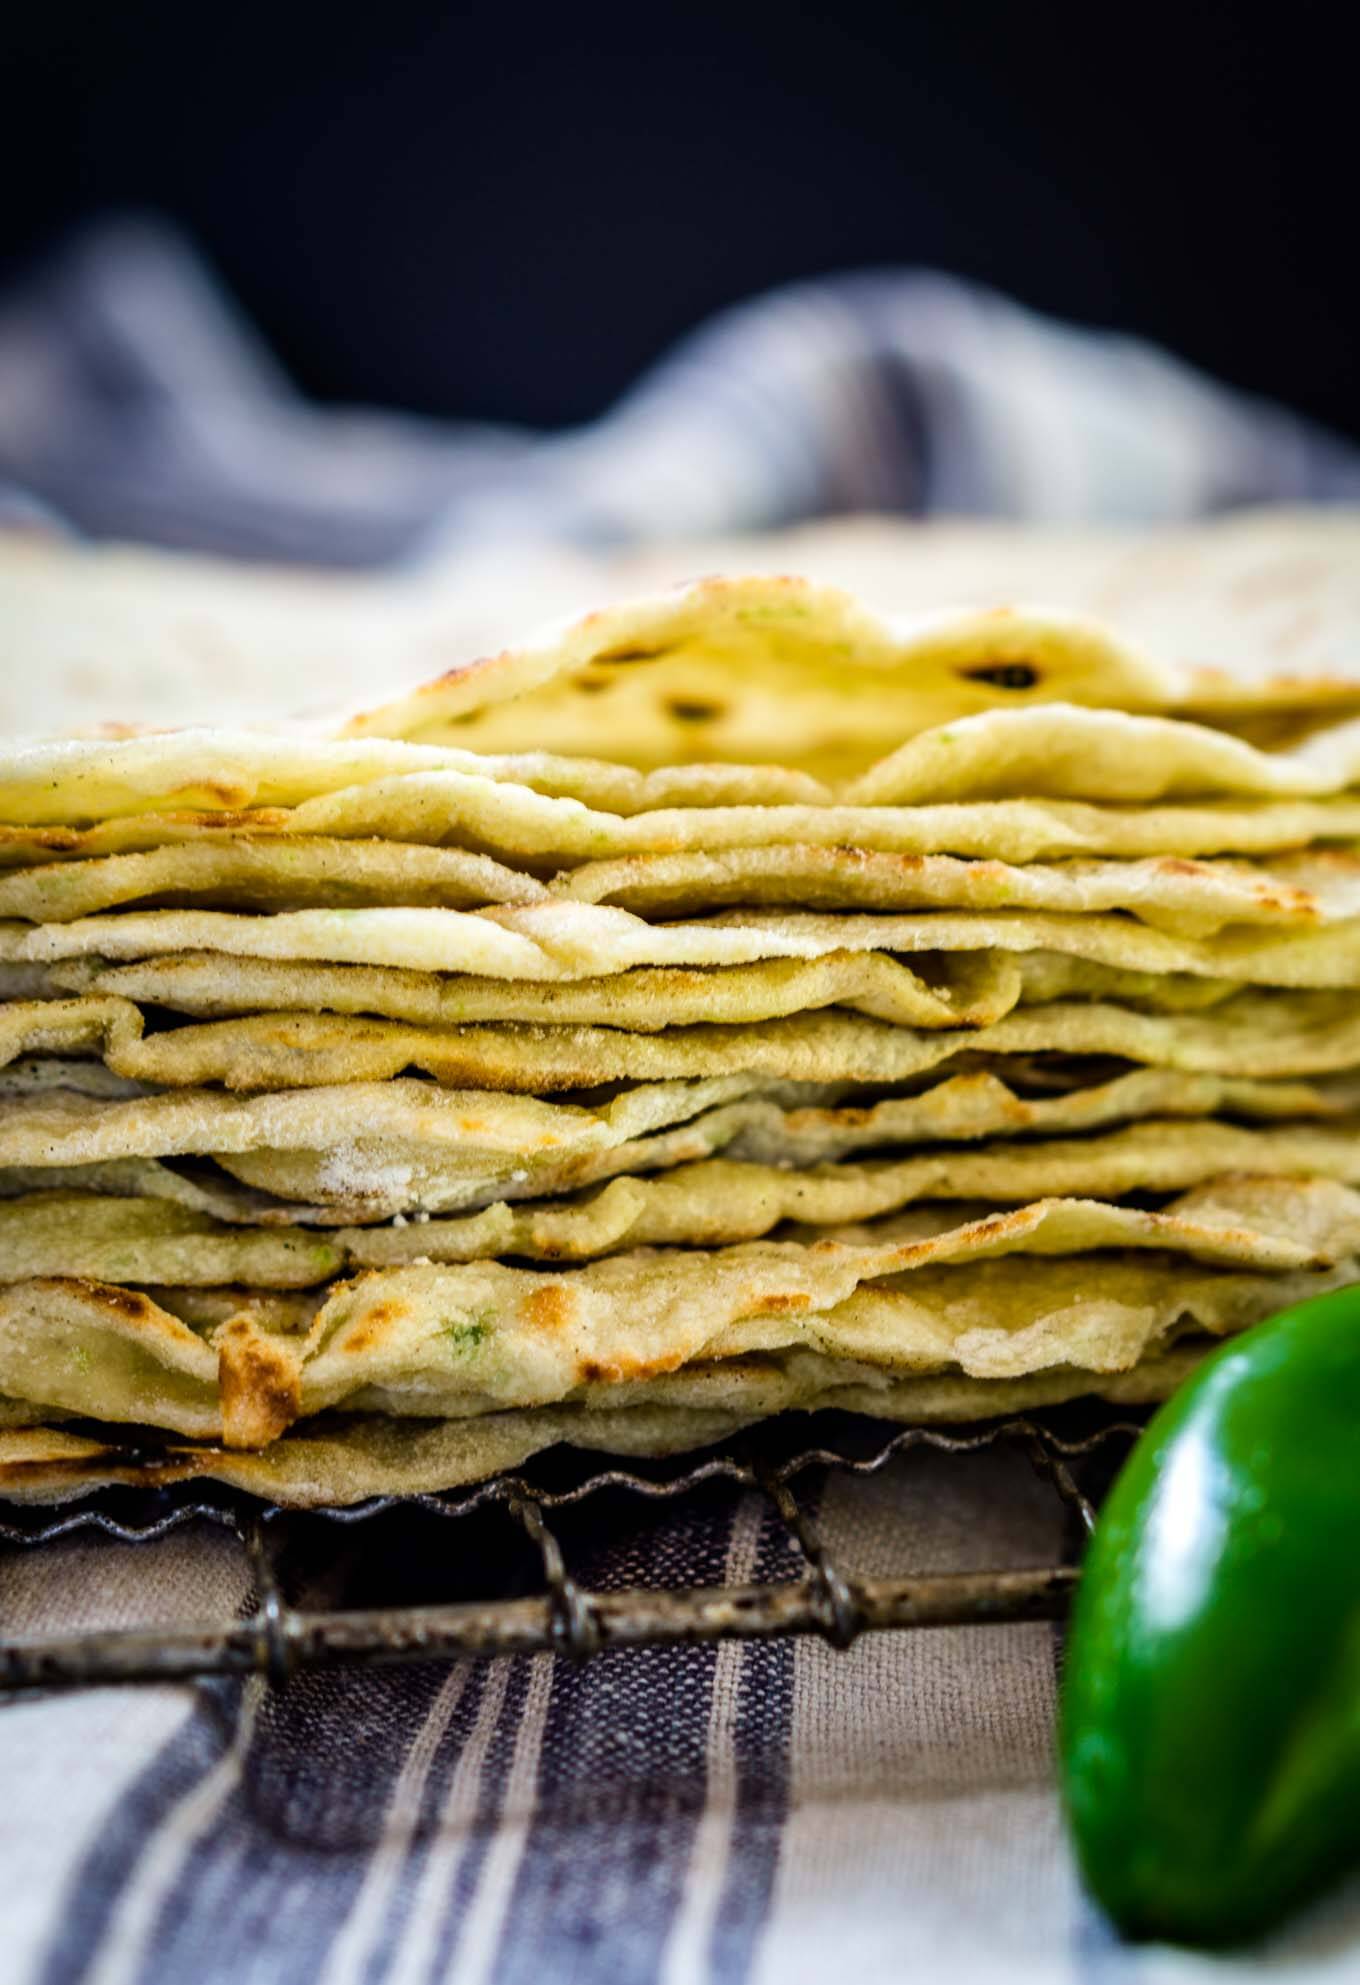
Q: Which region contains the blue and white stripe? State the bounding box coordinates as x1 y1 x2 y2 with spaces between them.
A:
0 220 1356 567
4 1454 1359 1980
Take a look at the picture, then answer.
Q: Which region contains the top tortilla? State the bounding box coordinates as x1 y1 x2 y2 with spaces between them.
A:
7 507 1359 739
5 514 1360 817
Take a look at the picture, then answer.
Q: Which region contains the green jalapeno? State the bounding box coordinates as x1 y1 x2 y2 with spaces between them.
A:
1060 1285 1360 1946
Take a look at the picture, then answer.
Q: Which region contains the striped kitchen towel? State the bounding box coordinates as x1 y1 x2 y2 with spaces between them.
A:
2 1445 1357 1984
0 215 1357 564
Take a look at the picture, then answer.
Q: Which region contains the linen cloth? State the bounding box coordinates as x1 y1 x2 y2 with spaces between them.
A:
1 218 1359 1984
1 217 1358 561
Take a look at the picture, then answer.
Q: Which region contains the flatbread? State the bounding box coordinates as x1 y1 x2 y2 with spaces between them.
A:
9 787 1360 872
550 848 1360 929
12 891 1239 984
0 840 542 920
47 950 1244 1037
14 843 1360 933
32 576 1127 811
4 990 1355 1092
11 701 1360 826
0 1200 1350 1442
15 895 1360 989
0 1194 341 1286
0 1066 753 1165
5 1065 1348 1220
842 705 1360 807
7 508 1359 738
254 784 1360 863
334 573 1360 767
0 1343 1203 1506
5 1126 1360 1272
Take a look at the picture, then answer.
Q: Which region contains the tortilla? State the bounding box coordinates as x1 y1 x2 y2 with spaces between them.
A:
550 848 1360 929
46 949 1244 1037
5 1064 1349 1221
5 1122 1360 1274
0 840 542 920
0 1196 1350 1443
14 842 1360 935
5 989 1356 1093
262 784 1360 864
10 631 1360 827
0 1342 1203 1507
0 1066 754 1165
16 895 1360 990
335 574 1360 768
169 1068 1360 1215
10 788 1360 874
51 949 1036 1033
8 508 1359 738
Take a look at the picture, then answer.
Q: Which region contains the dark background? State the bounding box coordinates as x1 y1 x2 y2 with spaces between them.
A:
4 0 1355 436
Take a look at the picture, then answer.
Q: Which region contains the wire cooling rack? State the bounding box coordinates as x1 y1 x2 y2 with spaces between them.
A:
0 1410 1141 1695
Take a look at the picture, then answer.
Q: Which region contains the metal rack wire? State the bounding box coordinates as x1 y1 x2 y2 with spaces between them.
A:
0 1411 1141 1695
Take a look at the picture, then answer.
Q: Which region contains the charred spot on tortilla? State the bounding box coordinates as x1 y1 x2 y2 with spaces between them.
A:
595 644 671 665
960 663 1042 690
665 699 725 724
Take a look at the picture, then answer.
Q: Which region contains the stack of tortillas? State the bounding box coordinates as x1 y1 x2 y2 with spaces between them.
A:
2 512 1360 1506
